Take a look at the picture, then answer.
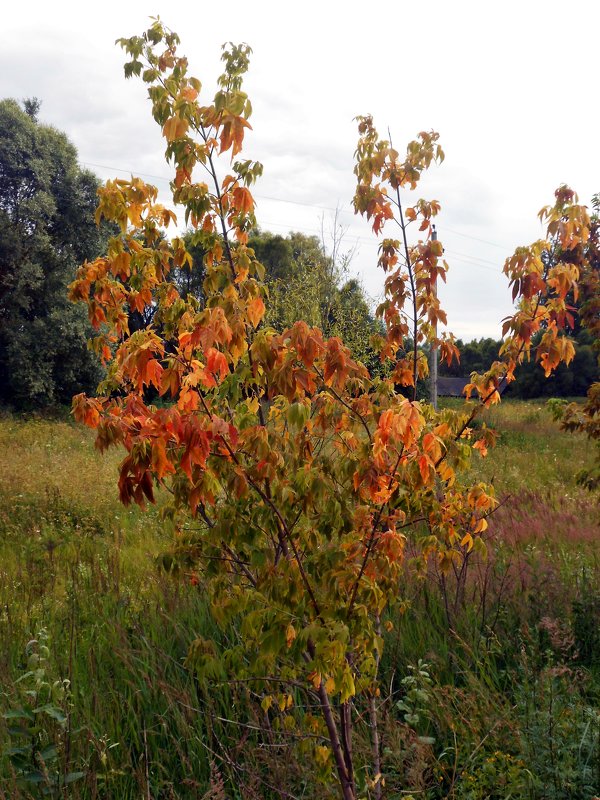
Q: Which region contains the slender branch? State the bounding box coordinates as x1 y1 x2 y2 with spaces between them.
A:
197 501 258 588
347 449 404 614
201 127 236 276
196 392 323 623
318 681 354 798
340 701 355 795
154 65 237 277
212 715 326 743
314 366 372 443
387 130 418 400
395 188 418 400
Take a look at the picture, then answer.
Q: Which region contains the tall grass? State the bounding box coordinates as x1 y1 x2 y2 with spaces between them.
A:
0 403 599 798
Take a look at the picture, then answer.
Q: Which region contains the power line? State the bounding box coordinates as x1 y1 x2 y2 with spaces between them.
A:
442 249 502 273
82 161 171 184
438 226 509 251
84 159 349 214
81 159 510 266
261 220 504 275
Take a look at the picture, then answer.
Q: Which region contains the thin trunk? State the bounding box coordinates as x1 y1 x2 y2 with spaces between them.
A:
369 694 382 800
340 701 355 796
395 186 418 401
317 682 355 800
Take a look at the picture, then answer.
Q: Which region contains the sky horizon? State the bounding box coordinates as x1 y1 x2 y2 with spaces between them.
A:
3 0 598 341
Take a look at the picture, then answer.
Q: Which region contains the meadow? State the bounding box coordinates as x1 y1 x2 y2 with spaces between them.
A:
0 400 598 799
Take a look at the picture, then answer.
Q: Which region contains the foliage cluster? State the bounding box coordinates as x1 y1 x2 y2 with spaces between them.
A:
179 225 381 369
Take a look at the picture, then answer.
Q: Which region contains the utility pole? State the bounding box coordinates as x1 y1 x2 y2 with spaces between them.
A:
429 225 438 410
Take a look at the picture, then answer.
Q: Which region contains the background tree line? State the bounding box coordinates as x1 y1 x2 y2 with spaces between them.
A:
0 96 595 410
437 330 598 398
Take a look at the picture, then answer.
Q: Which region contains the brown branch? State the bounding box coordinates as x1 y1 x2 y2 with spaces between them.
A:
317 676 354 798
388 131 419 402
197 502 258 588
347 449 404 615
340 701 355 795
397 195 418 401
314 365 372 443
196 393 323 624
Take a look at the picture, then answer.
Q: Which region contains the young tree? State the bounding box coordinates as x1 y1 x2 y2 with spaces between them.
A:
0 99 109 408
549 192 600 488
70 22 590 797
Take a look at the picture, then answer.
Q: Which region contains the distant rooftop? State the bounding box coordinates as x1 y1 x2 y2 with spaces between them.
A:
437 377 469 397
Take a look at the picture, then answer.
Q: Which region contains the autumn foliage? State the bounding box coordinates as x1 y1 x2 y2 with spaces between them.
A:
69 20 595 798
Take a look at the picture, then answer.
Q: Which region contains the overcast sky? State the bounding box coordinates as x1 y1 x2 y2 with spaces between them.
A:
3 0 598 340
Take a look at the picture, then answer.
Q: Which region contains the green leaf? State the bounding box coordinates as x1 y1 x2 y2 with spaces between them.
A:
3 708 34 722
64 771 86 784
142 68 159 83
8 725 34 737
287 401 310 431
5 746 30 757
19 771 47 785
38 744 58 762
34 704 67 725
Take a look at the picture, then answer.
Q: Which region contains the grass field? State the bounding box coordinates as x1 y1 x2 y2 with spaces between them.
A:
0 400 598 798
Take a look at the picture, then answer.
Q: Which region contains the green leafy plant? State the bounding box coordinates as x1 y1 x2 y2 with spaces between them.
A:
1 630 84 797
396 660 433 734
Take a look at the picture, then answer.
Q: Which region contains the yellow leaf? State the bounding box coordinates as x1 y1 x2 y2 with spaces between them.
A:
460 533 474 552
285 623 296 648
261 695 273 712
308 671 321 689
315 746 331 767
473 517 488 534
162 116 189 142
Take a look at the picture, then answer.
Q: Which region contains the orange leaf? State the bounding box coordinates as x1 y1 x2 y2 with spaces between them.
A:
247 297 265 328
419 455 430 484
180 85 199 102
232 186 255 214
473 439 488 458
205 348 229 384
152 440 175 480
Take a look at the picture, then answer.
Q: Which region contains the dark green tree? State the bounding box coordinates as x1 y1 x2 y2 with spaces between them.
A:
0 99 108 408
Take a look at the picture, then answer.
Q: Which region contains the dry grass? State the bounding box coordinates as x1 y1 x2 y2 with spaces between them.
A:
0 416 121 511
441 398 597 498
